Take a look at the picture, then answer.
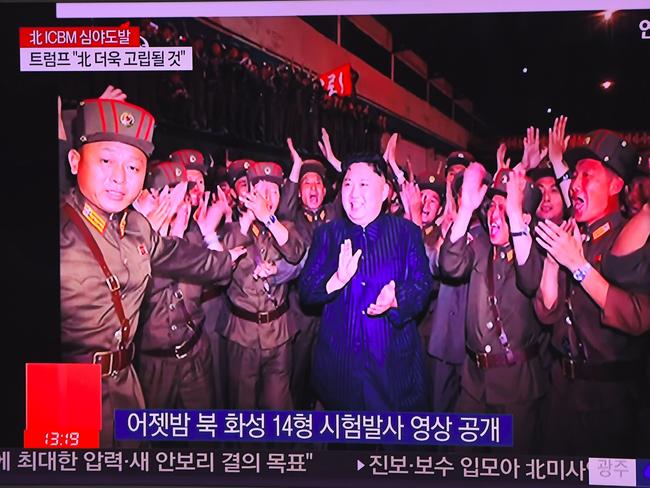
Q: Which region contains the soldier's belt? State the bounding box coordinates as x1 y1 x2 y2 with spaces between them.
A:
200 286 222 303
228 300 289 324
466 343 539 369
559 357 643 382
141 322 203 360
91 342 135 377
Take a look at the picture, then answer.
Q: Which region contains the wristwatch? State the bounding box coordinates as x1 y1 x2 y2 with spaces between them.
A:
556 170 571 185
264 214 278 227
572 262 592 282
511 226 529 238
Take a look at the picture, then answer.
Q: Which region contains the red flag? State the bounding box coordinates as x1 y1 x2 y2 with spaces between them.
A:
319 63 353 97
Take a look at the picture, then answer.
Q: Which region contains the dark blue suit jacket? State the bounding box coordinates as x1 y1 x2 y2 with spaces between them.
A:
299 213 434 411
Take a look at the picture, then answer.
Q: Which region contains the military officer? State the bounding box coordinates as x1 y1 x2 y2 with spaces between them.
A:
168 148 208 208
426 168 490 412
226 158 254 222
439 163 547 453
445 150 474 187
136 160 229 411
534 130 647 457
60 98 244 446
277 139 341 408
220 161 307 410
416 174 445 242
527 162 566 224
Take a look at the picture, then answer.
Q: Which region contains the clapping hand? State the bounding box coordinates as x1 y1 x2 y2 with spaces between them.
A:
496 142 511 172
169 198 192 238
335 239 362 286
135 183 187 234
243 190 272 224
459 162 489 213
252 260 278 280
317 128 342 172
367 280 398 316
505 167 527 219
194 191 226 237
99 85 127 101
287 137 303 168
400 181 423 225
535 218 585 272
228 246 247 263
548 115 571 166
521 126 548 170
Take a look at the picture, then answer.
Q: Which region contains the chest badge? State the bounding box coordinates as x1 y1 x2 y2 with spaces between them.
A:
591 222 611 242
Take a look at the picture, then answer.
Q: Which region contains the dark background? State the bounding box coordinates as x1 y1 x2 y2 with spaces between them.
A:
2 2 60 447
378 10 650 135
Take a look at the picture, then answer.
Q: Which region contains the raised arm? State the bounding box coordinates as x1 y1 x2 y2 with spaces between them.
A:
547 115 572 209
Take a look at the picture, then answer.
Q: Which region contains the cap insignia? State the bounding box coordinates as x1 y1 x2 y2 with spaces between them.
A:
119 112 135 128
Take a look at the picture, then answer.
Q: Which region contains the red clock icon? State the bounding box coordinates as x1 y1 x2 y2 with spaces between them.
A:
24 364 101 449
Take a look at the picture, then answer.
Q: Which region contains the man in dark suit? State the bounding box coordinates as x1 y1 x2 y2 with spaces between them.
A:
300 154 433 411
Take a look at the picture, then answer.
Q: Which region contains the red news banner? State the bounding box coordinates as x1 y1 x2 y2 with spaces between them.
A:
19 23 140 48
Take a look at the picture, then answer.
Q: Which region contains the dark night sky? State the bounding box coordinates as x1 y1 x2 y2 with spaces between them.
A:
377 10 650 136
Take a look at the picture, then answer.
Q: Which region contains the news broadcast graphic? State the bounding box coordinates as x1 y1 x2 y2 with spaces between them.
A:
2 450 649 486
2 1 649 487
23 364 101 449
19 24 192 71
114 410 511 446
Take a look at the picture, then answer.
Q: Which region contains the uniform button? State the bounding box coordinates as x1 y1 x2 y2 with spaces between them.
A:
123 259 128 266
484 344 492 353
565 316 572 325
121 293 126 300
361 310 366 316
496 273 502 280
171 325 178 331
499 252 506 259
169 303 176 311
361 281 366 286
486 321 494 330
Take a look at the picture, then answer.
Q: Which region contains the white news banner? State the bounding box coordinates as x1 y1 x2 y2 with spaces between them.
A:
20 47 193 71
587 458 637 487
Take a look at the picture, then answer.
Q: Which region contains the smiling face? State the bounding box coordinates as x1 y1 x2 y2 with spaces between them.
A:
252 179 280 215
341 162 389 226
570 159 623 224
186 169 205 207
299 172 326 211
535 176 564 222
69 141 147 214
487 194 510 246
421 189 442 225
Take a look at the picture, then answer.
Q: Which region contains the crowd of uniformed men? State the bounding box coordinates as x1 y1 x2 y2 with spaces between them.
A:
133 20 386 157
59 86 649 456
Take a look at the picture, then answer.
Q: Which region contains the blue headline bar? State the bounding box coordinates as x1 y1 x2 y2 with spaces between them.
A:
115 410 512 446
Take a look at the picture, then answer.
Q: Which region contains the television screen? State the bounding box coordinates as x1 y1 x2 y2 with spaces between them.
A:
3 1 649 486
